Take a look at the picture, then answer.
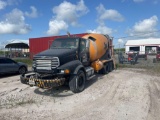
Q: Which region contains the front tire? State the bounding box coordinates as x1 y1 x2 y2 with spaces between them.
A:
19 67 27 74
69 70 86 93
20 75 27 84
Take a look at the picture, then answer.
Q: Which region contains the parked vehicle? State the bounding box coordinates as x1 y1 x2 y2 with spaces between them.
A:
0 57 28 74
20 33 115 93
128 50 147 60
153 47 160 63
118 51 138 65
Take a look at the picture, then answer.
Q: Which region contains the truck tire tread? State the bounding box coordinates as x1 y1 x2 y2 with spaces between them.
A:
69 70 86 93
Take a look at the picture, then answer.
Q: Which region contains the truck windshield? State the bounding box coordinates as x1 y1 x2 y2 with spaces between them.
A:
51 38 79 49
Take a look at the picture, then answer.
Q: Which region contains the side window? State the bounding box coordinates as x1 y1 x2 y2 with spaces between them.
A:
0 59 5 64
80 39 86 52
0 59 8 64
5 59 15 64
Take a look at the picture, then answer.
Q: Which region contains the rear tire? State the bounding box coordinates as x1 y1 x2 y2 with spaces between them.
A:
108 62 113 72
69 70 86 93
99 64 108 74
19 67 27 74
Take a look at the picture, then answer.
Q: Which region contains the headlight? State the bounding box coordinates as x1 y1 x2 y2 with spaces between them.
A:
32 60 36 67
60 70 65 73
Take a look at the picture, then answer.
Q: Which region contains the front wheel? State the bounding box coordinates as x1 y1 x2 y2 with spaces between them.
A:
20 75 27 84
19 67 27 74
69 70 86 93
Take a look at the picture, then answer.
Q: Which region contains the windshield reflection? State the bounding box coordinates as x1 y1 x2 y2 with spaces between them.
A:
51 38 79 49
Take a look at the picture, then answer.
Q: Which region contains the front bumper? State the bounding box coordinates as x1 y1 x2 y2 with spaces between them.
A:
20 73 65 88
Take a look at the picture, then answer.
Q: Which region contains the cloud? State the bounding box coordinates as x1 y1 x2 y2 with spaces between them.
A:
96 4 124 23
122 0 145 2
47 0 89 35
47 20 68 35
87 25 113 35
7 0 21 5
87 4 124 35
0 8 31 34
118 39 124 43
153 0 159 4
0 0 21 10
25 6 38 18
133 0 145 2
127 15 159 37
0 0 7 10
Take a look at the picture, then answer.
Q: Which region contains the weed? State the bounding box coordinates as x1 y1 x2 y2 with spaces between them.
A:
14 58 33 67
0 94 36 109
116 62 160 76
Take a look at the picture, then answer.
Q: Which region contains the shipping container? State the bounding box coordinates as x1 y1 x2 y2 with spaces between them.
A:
29 33 88 59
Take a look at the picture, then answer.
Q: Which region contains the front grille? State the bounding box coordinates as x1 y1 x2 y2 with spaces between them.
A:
34 57 60 70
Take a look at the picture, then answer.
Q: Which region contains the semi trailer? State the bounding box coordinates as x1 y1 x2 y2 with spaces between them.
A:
20 33 115 93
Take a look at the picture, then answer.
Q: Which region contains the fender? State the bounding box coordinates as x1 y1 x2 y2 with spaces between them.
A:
73 64 85 74
58 60 85 74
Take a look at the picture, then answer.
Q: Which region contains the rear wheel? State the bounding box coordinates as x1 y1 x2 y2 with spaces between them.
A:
19 67 27 74
69 70 86 93
99 64 108 74
108 61 114 72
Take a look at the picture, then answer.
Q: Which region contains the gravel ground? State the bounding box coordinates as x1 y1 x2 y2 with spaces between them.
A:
0 67 160 120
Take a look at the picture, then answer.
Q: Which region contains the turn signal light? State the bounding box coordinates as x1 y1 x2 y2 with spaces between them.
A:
64 69 70 74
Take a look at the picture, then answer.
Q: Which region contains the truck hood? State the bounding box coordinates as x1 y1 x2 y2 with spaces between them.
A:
35 48 77 58
34 48 78 66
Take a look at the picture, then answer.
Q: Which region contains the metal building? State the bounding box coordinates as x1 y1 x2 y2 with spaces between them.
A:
125 38 160 54
29 33 88 59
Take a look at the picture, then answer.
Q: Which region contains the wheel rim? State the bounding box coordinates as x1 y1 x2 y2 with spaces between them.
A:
78 75 84 87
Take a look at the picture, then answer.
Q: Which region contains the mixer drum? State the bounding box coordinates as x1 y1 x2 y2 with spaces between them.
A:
82 33 109 62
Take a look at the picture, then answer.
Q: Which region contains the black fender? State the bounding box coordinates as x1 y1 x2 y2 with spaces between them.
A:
73 64 85 74
58 60 85 75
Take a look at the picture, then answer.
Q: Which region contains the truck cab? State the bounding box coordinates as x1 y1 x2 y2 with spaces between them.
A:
32 37 90 73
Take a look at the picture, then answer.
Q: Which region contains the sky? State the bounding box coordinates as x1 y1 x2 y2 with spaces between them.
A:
0 0 160 48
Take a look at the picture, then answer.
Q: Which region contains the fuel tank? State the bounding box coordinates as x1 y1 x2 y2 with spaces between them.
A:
82 33 109 62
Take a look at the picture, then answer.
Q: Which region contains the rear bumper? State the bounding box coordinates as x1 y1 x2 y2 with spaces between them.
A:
20 73 65 88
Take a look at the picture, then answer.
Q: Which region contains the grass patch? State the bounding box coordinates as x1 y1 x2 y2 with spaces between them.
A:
13 58 32 67
116 63 160 75
0 94 36 109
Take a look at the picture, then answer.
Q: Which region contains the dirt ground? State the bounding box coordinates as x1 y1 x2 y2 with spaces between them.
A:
0 67 160 120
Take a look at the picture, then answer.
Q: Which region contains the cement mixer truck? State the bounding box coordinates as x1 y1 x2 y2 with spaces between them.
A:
20 33 115 93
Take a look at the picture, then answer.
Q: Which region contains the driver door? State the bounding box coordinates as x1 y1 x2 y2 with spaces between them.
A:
79 38 90 66
4 58 19 73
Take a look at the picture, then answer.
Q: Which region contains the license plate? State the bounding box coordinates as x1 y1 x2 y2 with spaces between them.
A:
29 79 35 85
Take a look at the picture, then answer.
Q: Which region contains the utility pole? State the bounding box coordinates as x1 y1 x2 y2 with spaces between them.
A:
118 43 121 54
